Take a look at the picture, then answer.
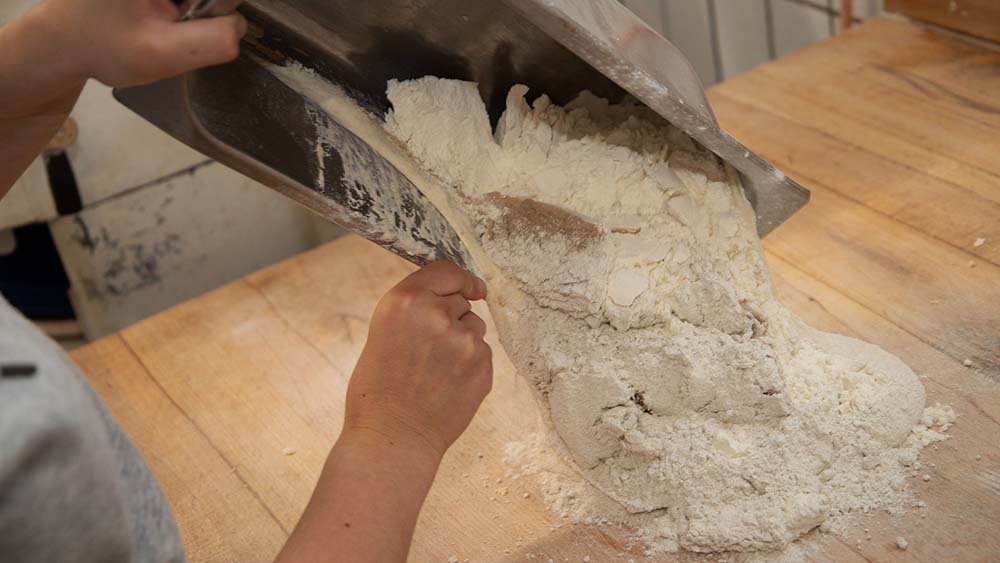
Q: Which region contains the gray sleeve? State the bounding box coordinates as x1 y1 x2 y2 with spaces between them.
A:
0 299 185 563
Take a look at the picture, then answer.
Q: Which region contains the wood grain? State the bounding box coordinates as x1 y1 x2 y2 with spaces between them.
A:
887 0 1000 43
72 336 288 562
709 18 1000 378
71 16 1000 563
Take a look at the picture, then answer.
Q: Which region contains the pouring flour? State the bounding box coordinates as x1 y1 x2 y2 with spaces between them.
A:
270 63 954 554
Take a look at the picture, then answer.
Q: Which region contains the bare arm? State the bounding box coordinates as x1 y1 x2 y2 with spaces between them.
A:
0 0 246 197
2 6 496 559
277 262 493 563
276 432 440 562
0 3 83 195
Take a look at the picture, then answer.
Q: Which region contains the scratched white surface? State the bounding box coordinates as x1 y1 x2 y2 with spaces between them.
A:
621 0 885 84
49 162 338 338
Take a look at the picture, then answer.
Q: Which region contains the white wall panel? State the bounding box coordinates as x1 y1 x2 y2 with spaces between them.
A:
0 159 55 230
619 0 882 84
715 0 772 78
68 83 206 206
772 0 834 57
662 0 718 85
621 0 668 35
50 162 330 338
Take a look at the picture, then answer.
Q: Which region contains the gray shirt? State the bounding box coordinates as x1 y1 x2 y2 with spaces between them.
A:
0 297 185 563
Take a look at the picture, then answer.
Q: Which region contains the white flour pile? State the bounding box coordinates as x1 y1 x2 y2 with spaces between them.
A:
270 65 955 554
382 78 955 554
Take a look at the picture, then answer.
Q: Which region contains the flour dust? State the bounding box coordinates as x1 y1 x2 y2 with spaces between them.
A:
271 63 956 555
383 77 955 554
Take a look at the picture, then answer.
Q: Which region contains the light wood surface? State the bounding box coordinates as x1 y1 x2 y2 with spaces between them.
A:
887 0 1000 43
71 17 1000 563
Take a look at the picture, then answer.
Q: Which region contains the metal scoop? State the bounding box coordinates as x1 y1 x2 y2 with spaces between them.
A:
119 0 809 269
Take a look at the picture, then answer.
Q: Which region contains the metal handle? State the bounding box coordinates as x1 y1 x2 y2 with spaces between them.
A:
179 0 243 21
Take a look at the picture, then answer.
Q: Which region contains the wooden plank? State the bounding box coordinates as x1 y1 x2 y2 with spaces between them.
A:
67 16 1000 563
769 254 1000 426
713 88 1000 371
114 236 653 562
712 111 1000 370
887 0 1000 43
83 232 1000 562
71 335 287 563
249 237 997 561
767 253 1000 562
243 237 662 561
717 18 1000 183
711 89 1000 266
241 236 409 375
767 185 1000 377
705 20 1000 378
711 57 1000 202
117 279 347 530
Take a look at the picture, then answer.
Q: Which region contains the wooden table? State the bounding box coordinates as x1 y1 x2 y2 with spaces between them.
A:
73 17 1000 562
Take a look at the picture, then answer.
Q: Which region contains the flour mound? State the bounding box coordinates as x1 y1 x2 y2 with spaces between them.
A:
384 77 950 553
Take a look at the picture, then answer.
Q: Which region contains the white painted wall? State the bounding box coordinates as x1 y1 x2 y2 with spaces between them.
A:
68 83 207 205
0 159 55 229
49 162 340 338
714 0 772 79
622 0 885 84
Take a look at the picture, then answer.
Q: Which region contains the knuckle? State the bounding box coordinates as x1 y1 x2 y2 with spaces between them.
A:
428 302 452 329
142 33 171 63
127 36 162 77
432 260 465 281
385 286 421 309
221 19 244 59
478 341 493 358
463 329 480 348
428 260 460 274
450 329 479 359
375 289 419 323
220 35 241 61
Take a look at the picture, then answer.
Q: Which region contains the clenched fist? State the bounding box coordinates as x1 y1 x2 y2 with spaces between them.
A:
344 261 493 461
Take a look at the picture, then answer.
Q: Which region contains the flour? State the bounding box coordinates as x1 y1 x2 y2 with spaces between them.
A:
269 64 954 554
382 77 955 553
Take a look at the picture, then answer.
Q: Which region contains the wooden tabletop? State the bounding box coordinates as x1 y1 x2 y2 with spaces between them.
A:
72 17 1000 563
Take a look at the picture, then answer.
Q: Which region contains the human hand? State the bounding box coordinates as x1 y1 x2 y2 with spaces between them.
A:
36 0 246 88
0 0 246 202
279 265 491 563
344 261 493 462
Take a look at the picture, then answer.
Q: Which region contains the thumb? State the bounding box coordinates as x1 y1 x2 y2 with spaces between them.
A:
151 13 247 76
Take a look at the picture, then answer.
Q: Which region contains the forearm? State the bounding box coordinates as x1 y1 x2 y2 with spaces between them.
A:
0 2 86 196
277 262 491 561
276 429 441 563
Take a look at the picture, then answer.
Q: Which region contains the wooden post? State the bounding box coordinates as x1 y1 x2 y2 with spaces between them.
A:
840 0 854 30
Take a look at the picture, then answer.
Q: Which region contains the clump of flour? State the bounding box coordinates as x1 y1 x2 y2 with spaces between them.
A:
382 77 953 553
